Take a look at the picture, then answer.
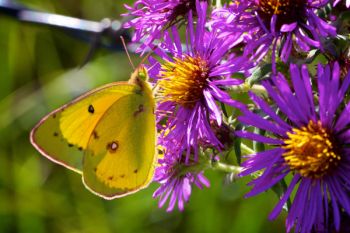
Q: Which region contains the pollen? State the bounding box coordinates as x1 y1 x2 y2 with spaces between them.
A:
158 55 209 108
282 121 341 179
257 0 306 28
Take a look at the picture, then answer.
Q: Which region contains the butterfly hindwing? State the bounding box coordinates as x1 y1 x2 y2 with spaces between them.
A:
30 82 138 173
82 80 156 199
30 109 85 173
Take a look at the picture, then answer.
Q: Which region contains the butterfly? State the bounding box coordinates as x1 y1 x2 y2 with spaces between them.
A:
30 66 157 199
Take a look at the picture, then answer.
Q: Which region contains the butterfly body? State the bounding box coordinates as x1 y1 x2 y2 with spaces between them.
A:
30 67 157 199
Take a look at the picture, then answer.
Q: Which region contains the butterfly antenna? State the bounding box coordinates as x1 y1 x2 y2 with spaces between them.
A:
120 36 135 70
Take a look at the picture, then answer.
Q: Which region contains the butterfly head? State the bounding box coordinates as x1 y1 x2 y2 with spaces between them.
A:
128 65 153 96
136 65 149 82
129 65 149 83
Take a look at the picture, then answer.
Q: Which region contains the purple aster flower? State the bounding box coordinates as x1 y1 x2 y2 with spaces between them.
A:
153 144 210 212
211 0 336 70
123 0 208 53
236 63 350 232
149 0 248 211
147 0 247 162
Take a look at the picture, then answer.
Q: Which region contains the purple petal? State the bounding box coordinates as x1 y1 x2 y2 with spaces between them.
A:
269 175 300 220
235 130 284 145
203 89 222 126
281 22 297 32
211 79 244 86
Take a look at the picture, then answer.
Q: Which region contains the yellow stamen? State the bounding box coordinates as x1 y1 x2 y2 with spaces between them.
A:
282 120 341 179
158 55 209 108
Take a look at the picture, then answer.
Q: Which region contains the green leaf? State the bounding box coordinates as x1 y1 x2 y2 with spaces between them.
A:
220 102 229 119
233 123 244 165
289 49 320 65
253 128 265 152
246 63 272 86
271 179 291 211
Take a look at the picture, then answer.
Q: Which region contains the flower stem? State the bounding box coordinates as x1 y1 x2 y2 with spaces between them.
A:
241 143 255 155
215 0 222 8
178 144 253 176
178 157 243 175
249 84 267 96
211 160 242 174
228 83 267 96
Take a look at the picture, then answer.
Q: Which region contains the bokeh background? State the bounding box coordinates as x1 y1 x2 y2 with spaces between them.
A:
0 0 286 232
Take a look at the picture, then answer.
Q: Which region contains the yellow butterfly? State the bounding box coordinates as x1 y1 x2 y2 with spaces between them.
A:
30 66 157 199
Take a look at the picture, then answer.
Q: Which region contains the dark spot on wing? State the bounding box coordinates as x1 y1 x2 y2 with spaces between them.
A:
52 113 56 118
53 132 59 137
108 176 114 180
92 131 99 139
68 143 74 147
106 141 119 153
78 147 83 151
120 174 125 178
134 169 138 173
94 167 97 172
88 104 94 114
133 104 144 117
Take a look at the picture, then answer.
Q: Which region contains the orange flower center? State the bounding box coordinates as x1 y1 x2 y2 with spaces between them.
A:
158 55 209 108
282 121 341 178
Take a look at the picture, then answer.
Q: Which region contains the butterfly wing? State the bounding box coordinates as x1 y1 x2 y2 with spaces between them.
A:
82 80 157 199
30 82 138 173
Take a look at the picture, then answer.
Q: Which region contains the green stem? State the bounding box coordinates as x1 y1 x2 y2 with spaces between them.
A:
177 143 254 175
211 160 242 174
177 162 209 176
241 143 255 155
229 83 267 96
249 84 267 96
178 156 243 175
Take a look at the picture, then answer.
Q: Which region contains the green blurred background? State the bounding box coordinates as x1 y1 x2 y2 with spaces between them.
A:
0 0 286 232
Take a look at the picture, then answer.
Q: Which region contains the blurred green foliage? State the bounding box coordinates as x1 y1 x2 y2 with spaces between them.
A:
0 1 286 232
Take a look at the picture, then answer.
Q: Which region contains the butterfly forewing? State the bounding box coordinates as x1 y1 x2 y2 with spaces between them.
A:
82 80 156 199
30 83 137 173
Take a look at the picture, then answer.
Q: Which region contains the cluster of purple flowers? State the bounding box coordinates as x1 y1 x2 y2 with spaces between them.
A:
123 0 350 232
